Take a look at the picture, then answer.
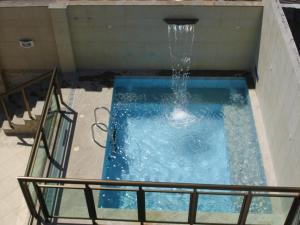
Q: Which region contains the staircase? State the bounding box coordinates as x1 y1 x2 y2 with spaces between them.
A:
0 69 58 136
2 100 44 135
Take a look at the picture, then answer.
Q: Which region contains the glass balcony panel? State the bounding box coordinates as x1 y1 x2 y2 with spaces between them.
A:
196 193 243 224
30 137 48 178
145 191 189 222
246 196 294 225
291 204 300 225
95 189 138 220
43 91 59 147
43 187 89 219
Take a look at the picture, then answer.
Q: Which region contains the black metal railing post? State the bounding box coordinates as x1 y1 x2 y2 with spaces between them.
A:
238 191 252 225
84 184 97 224
41 130 51 158
137 186 146 225
17 179 38 218
53 83 61 112
21 87 33 119
0 96 13 128
54 71 63 104
32 182 50 222
188 189 198 225
284 196 300 225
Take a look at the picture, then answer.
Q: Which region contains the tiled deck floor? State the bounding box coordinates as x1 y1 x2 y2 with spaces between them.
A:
61 74 113 179
0 131 32 224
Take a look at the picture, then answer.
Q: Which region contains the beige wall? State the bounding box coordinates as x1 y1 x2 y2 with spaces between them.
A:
256 0 300 186
0 2 263 77
68 5 263 71
0 7 58 72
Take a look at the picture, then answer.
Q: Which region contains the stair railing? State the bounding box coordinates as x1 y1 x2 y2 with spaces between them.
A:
0 69 61 128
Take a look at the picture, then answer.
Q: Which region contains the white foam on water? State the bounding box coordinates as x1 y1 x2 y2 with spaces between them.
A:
168 107 197 127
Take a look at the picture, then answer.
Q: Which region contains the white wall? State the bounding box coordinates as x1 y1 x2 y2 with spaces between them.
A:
256 0 300 186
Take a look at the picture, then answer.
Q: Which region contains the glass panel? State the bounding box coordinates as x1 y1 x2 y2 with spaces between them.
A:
30 137 48 177
196 193 243 224
292 204 300 225
27 182 37 203
246 196 294 225
43 91 59 147
145 191 189 222
43 187 89 218
95 189 138 220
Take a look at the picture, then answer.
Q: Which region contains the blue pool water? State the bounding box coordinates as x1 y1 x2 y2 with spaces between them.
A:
100 76 270 213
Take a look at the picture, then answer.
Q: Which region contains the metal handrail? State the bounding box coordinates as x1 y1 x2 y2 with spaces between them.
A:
18 176 300 225
94 106 110 132
24 68 60 176
0 70 54 127
91 123 106 148
16 176 300 193
91 106 112 147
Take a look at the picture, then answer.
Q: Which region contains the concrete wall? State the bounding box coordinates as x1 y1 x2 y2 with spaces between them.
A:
0 7 58 72
68 5 263 71
256 0 300 186
0 1 263 79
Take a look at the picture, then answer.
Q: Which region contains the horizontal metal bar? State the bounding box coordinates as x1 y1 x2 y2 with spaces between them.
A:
38 184 139 192
195 223 238 225
252 193 300 198
197 191 246 196
145 220 189 224
51 215 237 225
38 184 82 190
34 184 271 197
52 215 139 222
91 187 138 192
143 189 192 194
95 218 139 222
51 216 91 220
17 176 300 193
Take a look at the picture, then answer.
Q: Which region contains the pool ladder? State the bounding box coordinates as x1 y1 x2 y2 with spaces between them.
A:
91 107 117 150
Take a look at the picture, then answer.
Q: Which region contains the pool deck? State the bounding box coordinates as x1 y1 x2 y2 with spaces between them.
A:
0 131 32 224
61 73 113 179
0 72 278 225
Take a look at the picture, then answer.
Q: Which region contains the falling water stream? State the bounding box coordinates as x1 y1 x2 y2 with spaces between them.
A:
168 24 195 124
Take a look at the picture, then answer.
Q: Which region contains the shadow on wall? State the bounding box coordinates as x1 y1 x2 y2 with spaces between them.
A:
73 70 256 92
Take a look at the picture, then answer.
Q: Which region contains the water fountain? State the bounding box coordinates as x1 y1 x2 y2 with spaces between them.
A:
165 18 198 124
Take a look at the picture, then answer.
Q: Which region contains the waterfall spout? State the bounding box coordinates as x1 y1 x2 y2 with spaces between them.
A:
168 23 195 106
164 18 198 25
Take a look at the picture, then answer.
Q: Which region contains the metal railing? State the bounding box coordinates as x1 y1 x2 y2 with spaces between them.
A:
24 67 62 177
0 69 60 128
18 176 300 225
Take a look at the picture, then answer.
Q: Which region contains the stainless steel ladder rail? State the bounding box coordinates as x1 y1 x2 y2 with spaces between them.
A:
91 106 115 148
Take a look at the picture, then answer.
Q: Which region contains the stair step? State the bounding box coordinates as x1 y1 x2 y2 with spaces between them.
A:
32 101 44 116
12 115 25 126
23 111 33 121
23 111 41 121
2 121 14 130
2 120 37 135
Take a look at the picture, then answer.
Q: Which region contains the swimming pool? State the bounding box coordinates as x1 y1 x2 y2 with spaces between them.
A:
100 76 269 213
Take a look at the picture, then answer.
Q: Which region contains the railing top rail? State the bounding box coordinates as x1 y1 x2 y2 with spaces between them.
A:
18 176 300 193
24 67 58 176
0 70 53 98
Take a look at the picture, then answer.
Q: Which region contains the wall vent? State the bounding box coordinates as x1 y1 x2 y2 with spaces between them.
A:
19 38 34 48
